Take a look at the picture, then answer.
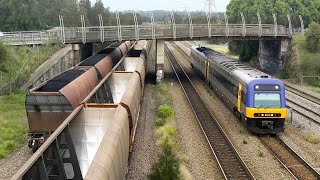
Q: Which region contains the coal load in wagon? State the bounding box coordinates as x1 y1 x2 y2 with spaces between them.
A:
78 54 109 66
37 69 85 92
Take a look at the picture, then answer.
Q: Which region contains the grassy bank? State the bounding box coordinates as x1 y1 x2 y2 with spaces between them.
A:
287 35 320 87
0 42 65 94
0 92 27 158
196 41 239 60
0 42 64 158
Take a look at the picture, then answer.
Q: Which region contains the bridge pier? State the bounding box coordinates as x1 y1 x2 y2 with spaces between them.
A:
80 43 93 61
156 40 164 82
258 40 288 73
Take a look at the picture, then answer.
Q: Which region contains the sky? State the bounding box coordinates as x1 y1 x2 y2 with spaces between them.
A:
92 0 230 12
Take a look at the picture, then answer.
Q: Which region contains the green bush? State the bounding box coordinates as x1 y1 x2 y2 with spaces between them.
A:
155 118 166 127
157 104 173 118
148 138 181 180
164 124 176 136
228 41 259 62
279 70 289 79
305 22 320 53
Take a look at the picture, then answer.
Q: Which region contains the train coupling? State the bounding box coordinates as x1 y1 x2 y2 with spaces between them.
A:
28 134 46 153
262 121 274 129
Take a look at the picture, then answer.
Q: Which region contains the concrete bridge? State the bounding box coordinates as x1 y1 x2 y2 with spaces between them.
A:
0 12 305 45
0 24 302 45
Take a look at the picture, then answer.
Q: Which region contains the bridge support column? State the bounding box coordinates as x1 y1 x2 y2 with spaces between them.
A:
80 43 93 61
156 40 164 82
258 40 286 73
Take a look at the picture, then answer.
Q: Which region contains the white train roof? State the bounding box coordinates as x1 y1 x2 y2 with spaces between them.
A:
192 46 272 83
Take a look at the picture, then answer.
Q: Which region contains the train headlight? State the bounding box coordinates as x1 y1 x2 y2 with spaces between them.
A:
275 85 279 90
255 85 259 89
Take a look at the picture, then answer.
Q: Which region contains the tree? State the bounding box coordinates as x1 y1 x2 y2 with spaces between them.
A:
305 22 320 52
226 0 320 27
92 0 111 26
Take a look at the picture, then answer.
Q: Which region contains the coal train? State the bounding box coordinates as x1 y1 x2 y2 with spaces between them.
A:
72 40 151 178
189 45 287 134
25 40 137 152
15 40 152 180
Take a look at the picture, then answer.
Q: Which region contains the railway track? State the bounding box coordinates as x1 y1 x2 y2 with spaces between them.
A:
260 136 320 179
286 99 320 126
285 83 320 105
165 42 255 180
175 41 320 126
172 41 320 180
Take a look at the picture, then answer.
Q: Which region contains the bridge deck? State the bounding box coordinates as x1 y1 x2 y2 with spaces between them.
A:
0 24 300 45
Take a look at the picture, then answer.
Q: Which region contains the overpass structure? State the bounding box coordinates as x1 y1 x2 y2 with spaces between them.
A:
0 24 301 45
0 13 305 45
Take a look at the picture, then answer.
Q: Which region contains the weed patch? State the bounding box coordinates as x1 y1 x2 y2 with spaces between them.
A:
148 138 181 180
150 82 185 179
155 118 166 127
303 132 320 144
157 104 173 118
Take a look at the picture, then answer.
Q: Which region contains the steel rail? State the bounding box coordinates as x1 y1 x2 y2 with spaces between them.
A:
285 83 320 105
175 41 320 125
165 42 255 180
174 41 320 179
286 99 320 126
259 136 320 179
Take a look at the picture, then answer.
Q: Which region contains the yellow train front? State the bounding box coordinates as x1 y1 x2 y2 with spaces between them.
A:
190 46 286 134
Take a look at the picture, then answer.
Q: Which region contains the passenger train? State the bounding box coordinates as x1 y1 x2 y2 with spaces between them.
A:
190 45 287 134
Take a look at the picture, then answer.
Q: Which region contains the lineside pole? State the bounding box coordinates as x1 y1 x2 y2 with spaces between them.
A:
257 12 262 37
299 15 304 35
207 12 212 38
116 13 122 42
224 13 229 37
240 12 246 37
188 12 193 39
273 14 278 37
80 15 86 44
287 14 292 38
150 12 155 40
133 13 139 40
59 15 65 44
171 11 176 40
98 14 105 42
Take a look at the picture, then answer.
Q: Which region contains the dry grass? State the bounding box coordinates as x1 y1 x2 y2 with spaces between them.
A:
194 41 239 60
303 132 320 144
180 165 193 180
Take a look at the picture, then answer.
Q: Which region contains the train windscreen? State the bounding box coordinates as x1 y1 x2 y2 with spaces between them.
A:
254 93 281 108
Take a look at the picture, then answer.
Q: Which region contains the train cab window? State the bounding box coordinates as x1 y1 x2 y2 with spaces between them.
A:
254 93 281 108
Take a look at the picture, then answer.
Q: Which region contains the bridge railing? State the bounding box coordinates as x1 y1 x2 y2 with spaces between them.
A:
59 24 297 43
1 23 301 45
0 31 58 45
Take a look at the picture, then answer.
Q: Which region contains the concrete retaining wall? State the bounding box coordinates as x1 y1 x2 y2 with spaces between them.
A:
22 44 81 90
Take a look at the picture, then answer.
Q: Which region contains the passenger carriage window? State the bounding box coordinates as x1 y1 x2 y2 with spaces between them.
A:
241 91 246 105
